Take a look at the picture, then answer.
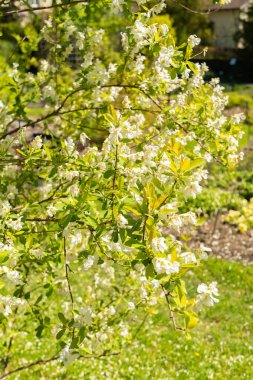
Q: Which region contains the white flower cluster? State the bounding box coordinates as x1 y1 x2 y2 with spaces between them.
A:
0 266 23 285
83 255 98 271
0 295 25 316
188 35 201 48
30 135 43 151
59 344 79 366
151 237 168 253
5 217 23 231
0 200 11 216
110 0 125 14
152 255 180 275
197 282 219 307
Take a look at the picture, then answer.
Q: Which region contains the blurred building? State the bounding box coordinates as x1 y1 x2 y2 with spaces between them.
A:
28 0 52 8
207 0 250 48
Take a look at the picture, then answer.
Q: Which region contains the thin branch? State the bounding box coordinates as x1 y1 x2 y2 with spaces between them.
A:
2 335 14 372
102 84 163 111
37 181 70 205
0 87 84 140
132 313 149 339
142 198 149 243
0 356 59 379
174 120 224 165
79 351 119 360
0 83 161 140
59 106 160 116
88 228 129 268
3 0 88 15
0 37 27 75
161 285 177 330
111 144 118 222
169 0 221 15
161 285 185 331
0 350 119 379
26 217 59 222
63 236 74 308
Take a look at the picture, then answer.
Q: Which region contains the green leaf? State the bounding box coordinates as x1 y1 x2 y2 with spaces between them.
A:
58 312 67 325
70 336 79 349
78 326 86 343
104 169 115 179
56 329 66 340
35 324 44 338
185 311 198 329
0 280 5 289
0 252 8 263
145 263 155 279
185 158 206 173
16 149 27 157
187 61 197 74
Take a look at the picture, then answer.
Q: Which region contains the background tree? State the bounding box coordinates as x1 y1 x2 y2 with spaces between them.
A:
236 2 253 57
165 0 214 44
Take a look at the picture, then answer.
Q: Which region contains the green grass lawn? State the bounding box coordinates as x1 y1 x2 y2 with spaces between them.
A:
90 257 253 380
3 256 253 380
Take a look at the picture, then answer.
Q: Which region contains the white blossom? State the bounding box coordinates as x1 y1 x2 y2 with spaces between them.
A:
68 184 80 198
151 237 168 253
128 302 135 310
157 46 174 67
59 345 79 366
79 306 93 325
188 35 201 48
43 85 55 99
153 255 180 275
180 251 197 264
83 255 98 271
184 181 202 198
110 0 125 14
6 217 23 231
81 52 93 69
0 266 23 285
197 282 219 307
46 205 57 218
30 136 43 151
0 200 11 216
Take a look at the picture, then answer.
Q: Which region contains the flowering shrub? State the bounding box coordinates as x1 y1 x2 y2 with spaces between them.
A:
0 0 241 376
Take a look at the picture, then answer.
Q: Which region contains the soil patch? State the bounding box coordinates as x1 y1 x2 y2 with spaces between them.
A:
188 215 253 265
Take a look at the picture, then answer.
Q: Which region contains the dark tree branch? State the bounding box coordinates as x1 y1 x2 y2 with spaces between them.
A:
0 351 119 379
0 83 162 140
168 0 221 15
63 236 74 307
161 285 185 331
3 0 88 15
0 356 59 379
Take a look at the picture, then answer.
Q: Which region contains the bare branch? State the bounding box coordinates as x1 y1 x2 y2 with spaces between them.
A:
168 0 221 15
161 285 185 331
0 83 161 141
0 351 119 379
3 0 88 15
0 356 59 379
63 236 74 307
